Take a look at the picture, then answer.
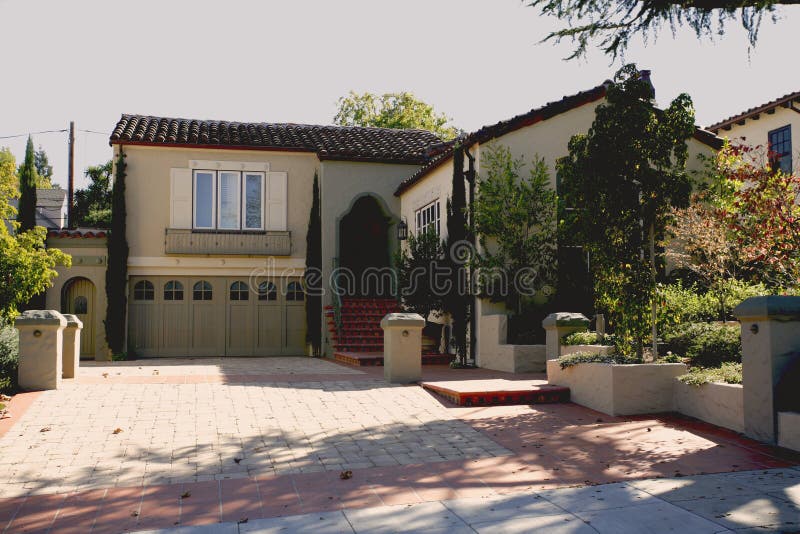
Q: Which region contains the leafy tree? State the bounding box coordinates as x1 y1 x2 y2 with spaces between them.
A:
0 149 70 320
473 144 557 314
305 172 322 356
712 143 800 289
334 91 458 140
0 148 17 225
34 146 54 188
17 137 37 232
0 228 70 322
528 0 793 59
396 227 446 321
666 193 744 320
445 145 471 364
73 160 113 227
558 64 695 358
104 150 128 357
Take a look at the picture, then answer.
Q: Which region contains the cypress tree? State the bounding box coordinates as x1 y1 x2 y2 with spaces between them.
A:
18 136 37 232
304 172 322 356
446 144 469 365
104 149 129 356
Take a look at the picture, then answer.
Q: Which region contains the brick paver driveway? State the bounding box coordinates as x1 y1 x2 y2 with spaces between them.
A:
0 357 797 533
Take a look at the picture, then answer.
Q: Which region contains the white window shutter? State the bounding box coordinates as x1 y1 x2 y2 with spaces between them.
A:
266 171 287 231
170 168 192 229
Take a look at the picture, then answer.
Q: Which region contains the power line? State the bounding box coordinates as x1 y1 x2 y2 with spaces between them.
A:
78 129 108 136
0 128 68 140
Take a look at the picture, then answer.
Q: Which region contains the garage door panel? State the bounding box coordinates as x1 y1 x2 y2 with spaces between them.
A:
256 305 282 355
284 306 306 355
227 303 254 356
191 303 221 355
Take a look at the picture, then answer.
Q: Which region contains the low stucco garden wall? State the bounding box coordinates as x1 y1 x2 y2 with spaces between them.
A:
560 345 615 357
674 380 744 433
778 412 800 451
547 360 687 416
478 314 546 373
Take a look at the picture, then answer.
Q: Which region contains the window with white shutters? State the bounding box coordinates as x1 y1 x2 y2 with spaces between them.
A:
188 170 273 231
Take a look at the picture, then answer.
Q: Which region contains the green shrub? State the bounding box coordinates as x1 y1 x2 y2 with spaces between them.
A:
659 353 682 363
663 322 741 367
562 331 614 346
557 351 640 369
678 363 742 386
0 320 19 394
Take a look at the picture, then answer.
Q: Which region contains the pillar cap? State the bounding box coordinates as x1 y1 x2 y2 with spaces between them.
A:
733 296 800 321
14 310 67 327
542 312 590 329
62 314 84 329
381 313 425 329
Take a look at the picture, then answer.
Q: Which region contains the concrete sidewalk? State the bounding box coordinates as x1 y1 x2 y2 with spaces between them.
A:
134 467 800 534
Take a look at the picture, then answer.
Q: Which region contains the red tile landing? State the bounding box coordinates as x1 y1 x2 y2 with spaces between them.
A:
422 379 570 406
334 351 452 367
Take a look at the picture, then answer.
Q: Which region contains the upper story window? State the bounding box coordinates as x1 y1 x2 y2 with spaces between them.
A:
415 200 440 236
768 125 792 173
193 170 266 231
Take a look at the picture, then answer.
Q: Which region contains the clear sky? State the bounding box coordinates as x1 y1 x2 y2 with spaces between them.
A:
1 0 799 189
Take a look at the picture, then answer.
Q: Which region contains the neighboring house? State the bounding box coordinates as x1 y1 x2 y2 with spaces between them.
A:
707 90 800 173
395 80 722 370
4 188 68 232
41 74 723 363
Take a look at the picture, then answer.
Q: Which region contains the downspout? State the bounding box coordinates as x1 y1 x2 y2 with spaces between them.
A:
464 145 477 365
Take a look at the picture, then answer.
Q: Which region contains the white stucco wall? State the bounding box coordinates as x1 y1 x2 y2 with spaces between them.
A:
674 380 744 433
319 159 421 355
712 106 800 173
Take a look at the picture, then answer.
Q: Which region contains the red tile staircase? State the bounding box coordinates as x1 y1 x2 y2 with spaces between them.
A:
326 297 451 366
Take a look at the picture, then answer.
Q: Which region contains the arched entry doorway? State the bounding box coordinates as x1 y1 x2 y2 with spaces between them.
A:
62 277 95 358
339 195 392 297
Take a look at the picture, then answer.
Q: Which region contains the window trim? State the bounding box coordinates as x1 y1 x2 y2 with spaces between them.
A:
768 125 792 173
193 170 217 230
242 172 266 231
415 200 441 236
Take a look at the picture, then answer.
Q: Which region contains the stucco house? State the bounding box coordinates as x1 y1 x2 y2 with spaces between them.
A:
394 80 722 371
707 90 800 173
42 75 723 364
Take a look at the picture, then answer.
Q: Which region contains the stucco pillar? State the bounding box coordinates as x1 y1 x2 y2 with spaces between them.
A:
15 310 67 391
542 312 590 361
62 314 83 379
381 313 425 384
733 296 800 444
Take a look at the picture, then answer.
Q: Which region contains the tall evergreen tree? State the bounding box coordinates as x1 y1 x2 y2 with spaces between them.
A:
17 136 37 232
304 172 322 356
34 146 54 188
445 144 470 364
104 150 128 356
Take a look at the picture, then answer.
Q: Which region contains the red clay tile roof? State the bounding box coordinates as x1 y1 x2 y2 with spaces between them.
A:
395 82 610 196
47 229 107 239
110 115 442 165
707 90 800 133
395 84 724 196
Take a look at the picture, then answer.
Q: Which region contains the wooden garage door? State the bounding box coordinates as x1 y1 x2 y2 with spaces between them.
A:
128 275 304 357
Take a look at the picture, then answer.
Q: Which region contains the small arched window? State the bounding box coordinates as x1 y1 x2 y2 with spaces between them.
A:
258 281 277 301
193 280 213 301
230 281 249 301
164 280 184 301
286 281 304 302
73 296 88 314
133 280 154 301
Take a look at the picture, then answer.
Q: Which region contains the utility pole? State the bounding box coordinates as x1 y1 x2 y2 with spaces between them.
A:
67 121 75 228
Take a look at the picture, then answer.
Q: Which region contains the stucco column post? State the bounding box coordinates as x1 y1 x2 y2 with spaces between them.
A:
733 296 800 444
381 313 425 384
542 312 590 361
14 310 67 391
61 314 83 379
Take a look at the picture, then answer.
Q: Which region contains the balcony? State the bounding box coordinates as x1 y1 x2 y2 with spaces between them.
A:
165 229 291 256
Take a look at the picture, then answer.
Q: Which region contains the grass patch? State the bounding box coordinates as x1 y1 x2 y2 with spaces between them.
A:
678 362 742 386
